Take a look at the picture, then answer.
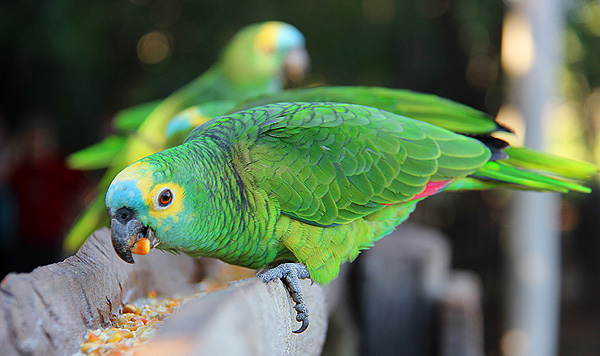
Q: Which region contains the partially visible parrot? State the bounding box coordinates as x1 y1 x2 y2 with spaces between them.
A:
104 101 597 333
63 21 309 253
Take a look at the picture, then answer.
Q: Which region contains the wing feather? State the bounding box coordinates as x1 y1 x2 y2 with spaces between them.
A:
241 102 491 226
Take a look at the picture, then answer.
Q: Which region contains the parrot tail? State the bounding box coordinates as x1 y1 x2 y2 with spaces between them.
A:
448 147 598 194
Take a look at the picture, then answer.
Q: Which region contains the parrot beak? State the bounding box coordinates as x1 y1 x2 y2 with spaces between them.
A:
110 208 159 263
282 47 310 85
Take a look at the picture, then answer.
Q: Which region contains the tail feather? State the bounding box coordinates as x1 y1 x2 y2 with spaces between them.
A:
470 160 593 194
505 147 598 180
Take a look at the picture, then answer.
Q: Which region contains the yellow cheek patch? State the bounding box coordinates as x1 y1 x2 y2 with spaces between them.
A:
148 183 185 225
114 161 154 190
111 161 155 201
255 21 281 54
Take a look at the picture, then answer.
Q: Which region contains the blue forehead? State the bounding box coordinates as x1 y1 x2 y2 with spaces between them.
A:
277 24 305 50
105 180 148 215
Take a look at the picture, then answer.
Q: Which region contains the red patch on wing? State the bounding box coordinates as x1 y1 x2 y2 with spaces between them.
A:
382 180 453 205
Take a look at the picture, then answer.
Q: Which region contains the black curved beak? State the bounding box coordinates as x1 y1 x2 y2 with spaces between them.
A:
110 207 158 263
282 47 310 85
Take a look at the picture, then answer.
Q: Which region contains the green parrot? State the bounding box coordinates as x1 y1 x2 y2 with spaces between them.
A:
63 21 309 253
104 101 596 333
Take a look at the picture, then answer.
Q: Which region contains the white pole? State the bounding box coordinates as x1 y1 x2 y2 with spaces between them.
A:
502 1 564 356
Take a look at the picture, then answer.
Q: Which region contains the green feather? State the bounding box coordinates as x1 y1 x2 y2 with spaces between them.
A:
505 146 598 180
471 161 592 193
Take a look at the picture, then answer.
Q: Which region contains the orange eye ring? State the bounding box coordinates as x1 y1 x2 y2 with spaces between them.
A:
158 189 173 207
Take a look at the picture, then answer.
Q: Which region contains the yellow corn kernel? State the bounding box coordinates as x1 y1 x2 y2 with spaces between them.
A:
131 238 151 255
123 304 139 314
107 332 123 343
80 341 101 353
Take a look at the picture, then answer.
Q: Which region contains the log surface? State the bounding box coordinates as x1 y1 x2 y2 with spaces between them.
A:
135 278 327 356
0 228 202 356
0 228 328 356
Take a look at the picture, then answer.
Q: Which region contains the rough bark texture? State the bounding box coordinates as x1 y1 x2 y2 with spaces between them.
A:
0 228 202 356
134 278 327 356
0 228 328 356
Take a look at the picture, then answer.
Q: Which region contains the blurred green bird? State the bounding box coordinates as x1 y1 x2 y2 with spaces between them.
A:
64 21 310 253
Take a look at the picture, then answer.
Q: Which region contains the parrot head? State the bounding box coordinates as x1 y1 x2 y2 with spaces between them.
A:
221 21 310 91
105 156 199 263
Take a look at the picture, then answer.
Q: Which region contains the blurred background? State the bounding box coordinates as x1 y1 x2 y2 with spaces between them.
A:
0 0 599 355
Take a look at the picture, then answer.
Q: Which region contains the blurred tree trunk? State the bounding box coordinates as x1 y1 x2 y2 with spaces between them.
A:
502 1 564 355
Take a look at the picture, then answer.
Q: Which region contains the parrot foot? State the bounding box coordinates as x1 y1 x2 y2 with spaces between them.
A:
258 263 311 333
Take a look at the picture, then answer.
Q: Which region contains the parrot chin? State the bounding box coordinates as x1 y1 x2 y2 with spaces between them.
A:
110 207 159 263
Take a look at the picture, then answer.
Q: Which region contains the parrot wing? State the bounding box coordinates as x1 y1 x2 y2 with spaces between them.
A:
234 86 506 135
237 102 491 226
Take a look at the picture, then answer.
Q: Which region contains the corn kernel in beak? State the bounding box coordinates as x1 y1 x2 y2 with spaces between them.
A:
131 238 151 255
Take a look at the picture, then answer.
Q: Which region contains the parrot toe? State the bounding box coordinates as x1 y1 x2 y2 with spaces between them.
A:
258 262 311 333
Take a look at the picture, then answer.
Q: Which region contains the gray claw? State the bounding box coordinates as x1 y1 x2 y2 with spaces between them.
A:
258 263 311 333
293 317 309 334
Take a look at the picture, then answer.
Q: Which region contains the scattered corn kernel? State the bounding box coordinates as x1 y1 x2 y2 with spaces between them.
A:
107 332 123 343
122 332 134 339
74 291 204 356
75 264 252 355
87 331 99 342
122 304 139 314
80 341 101 353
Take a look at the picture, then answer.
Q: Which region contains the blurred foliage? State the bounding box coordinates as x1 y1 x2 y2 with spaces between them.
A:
0 0 504 151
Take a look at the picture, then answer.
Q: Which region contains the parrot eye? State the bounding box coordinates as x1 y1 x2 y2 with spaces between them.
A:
158 188 173 207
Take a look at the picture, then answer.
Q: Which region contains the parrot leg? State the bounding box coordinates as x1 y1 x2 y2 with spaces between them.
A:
258 263 311 333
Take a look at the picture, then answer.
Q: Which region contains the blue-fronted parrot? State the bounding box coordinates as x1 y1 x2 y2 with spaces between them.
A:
104 98 597 333
63 21 309 253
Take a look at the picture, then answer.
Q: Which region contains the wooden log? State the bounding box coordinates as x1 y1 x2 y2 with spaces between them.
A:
135 278 327 356
0 228 328 356
0 228 202 356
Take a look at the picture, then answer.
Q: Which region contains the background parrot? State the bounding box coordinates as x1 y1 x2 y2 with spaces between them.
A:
104 100 597 333
175 85 595 180
63 21 309 253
